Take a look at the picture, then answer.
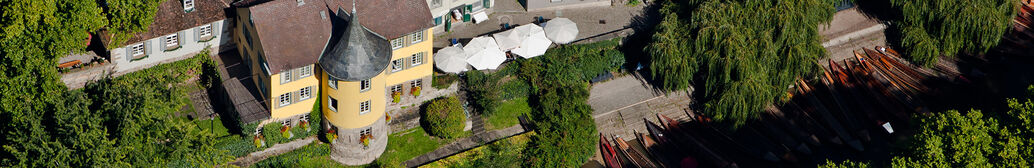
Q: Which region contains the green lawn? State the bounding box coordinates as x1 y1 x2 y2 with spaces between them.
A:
422 132 535 167
380 127 451 165
485 98 531 130
194 116 231 137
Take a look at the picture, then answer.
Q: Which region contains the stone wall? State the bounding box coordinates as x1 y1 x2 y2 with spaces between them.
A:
330 116 388 165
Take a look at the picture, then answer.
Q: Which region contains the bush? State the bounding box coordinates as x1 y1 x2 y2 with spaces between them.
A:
500 79 530 100
464 70 502 114
433 73 459 89
422 96 467 138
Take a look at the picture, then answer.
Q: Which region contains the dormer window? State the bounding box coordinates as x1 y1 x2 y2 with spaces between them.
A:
297 0 305 6
183 0 194 12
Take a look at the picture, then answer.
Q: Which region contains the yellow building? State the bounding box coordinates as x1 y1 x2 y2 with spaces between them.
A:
234 0 433 165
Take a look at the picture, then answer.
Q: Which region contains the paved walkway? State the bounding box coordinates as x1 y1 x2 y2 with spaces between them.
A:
229 137 316 167
433 0 647 48
403 125 526 167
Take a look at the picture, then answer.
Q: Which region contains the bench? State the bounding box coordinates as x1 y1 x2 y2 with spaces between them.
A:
57 60 81 69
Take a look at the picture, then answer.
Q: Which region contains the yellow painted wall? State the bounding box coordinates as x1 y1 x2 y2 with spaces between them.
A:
385 28 434 86
268 64 320 120
321 72 387 129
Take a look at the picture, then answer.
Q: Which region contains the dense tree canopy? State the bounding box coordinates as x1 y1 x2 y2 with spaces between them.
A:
647 0 835 126
889 0 1017 66
891 95 1034 167
101 0 165 47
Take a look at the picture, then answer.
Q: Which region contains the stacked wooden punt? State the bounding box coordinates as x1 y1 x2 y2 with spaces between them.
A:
1000 0 1034 56
603 46 935 167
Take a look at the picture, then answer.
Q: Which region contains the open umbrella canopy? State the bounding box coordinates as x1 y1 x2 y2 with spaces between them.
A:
511 30 551 58
543 18 578 44
464 37 507 70
493 24 544 51
433 46 468 73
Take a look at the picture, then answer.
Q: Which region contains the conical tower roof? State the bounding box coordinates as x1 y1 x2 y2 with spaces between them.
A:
318 7 392 81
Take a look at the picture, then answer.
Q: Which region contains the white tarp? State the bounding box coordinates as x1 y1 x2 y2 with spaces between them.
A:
433 45 468 73
511 30 551 58
543 18 578 44
473 12 489 24
464 37 506 70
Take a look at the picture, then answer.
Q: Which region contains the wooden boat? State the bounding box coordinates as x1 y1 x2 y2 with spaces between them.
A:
657 114 738 168
754 117 813 155
763 107 821 146
637 131 670 168
849 54 910 121
823 61 873 142
796 79 865 151
615 136 657 168
782 100 843 145
601 134 624 168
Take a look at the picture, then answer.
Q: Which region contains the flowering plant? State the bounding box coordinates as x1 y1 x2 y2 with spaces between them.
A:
411 86 422 96
326 129 338 143
300 120 310 131
385 114 392 123
280 125 292 138
253 134 265 148
392 91 402 103
360 134 374 147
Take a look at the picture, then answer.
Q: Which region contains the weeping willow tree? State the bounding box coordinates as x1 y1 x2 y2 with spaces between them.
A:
647 0 835 127
890 0 1017 66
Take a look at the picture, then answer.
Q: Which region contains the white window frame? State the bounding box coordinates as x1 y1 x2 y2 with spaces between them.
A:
410 32 423 44
328 78 338 90
411 52 423 66
391 59 404 72
299 86 312 100
183 0 195 12
360 79 371 92
391 84 403 93
359 100 371 114
199 24 213 39
298 65 312 78
390 38 403 49
328 96 338 112
280 71 292 84
411 79 423 88
165 34 179 48
278 93 291 107
131 43 145 57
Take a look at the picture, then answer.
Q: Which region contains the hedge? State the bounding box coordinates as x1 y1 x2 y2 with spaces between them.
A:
422 96 467 138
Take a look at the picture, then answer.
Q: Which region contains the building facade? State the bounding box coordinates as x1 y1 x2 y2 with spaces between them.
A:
102 0 233 74
234 0 433 165
426 0 493 34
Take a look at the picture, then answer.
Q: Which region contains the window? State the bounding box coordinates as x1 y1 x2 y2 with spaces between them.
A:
390 38 403 49
434 17 443 25
359 100 371 114
430 0 442 8
298 65 312 78
391 59 404 72
281 120 291 127
280 71 292 84
328 78 338 90
278 93 291 107
299 86 312 100
410 32 423 44
391 84 403 93
199 24 213 39
411 79 423 88
360 79 371 92
183 0 195 12
411 52 424 66
131 43 145 57
165 34 179 48
328 96 338 112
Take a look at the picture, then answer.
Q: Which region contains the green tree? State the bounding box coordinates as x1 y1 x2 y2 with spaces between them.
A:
422 96 467 138
101 0 166 47
889 0 1017 66
819 160 870 168
646 0 835 127
0 0 106 166
891 92 1034 167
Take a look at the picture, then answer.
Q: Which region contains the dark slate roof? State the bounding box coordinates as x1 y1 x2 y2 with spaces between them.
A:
319 8 392 81
223 77 269 123
101 0 229 46
246 0 333 74
327 0 434 39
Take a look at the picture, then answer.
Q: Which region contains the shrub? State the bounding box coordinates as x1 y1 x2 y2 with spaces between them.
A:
422 96 467 138
501 79 530 100
464 70 502 114
433 73 459 89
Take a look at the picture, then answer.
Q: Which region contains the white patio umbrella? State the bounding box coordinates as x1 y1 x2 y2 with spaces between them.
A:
463 37 507 70
433 46 468 73
511 30 551 58
492 30 522 51
543 18 578 44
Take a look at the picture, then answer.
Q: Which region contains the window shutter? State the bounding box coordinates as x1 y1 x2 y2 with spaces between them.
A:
292 91 300 103
125 47 132 61
144 40 153 55
159 37 167 51
178 31 186 45
212 22 221 37
194 27 201 42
